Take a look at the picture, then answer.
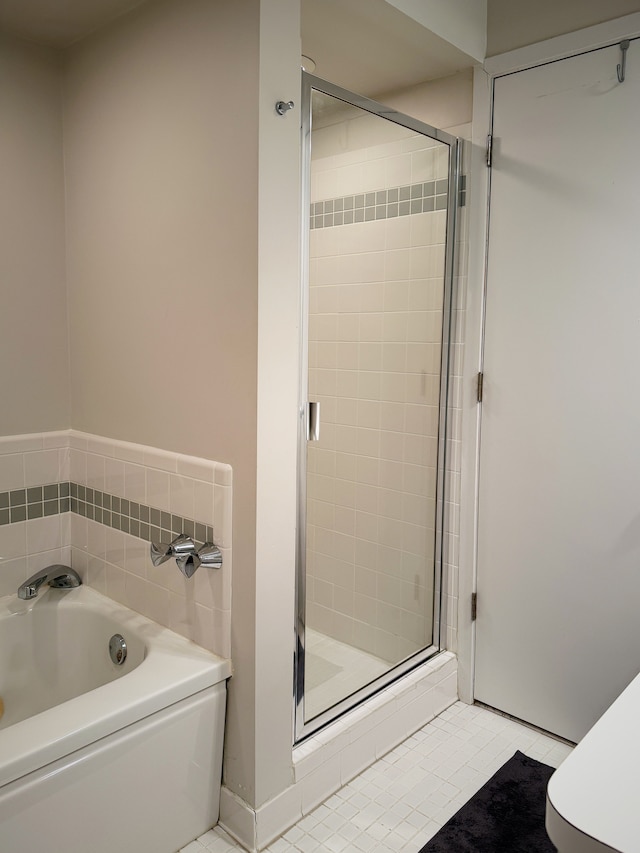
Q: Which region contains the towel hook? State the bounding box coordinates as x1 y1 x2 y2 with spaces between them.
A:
617 40 630 83
275 100 295 116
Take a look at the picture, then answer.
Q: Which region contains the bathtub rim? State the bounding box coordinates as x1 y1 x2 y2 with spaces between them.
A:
0 584 231 789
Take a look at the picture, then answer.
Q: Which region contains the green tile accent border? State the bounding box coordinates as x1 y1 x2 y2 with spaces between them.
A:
69 482 214 546
309 178 451 230
0 482 69 524
0 481 215 547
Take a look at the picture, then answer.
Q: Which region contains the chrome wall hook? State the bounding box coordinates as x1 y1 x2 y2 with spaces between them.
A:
617 40 630 83
276 100 295 115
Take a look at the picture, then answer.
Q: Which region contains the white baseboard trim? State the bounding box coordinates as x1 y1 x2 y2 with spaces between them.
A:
219 652 457 851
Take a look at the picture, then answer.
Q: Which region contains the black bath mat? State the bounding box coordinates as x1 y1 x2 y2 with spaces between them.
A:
418 750 556 853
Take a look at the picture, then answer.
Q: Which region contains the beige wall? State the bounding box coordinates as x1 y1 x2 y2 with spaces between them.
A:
63 0 259 466
381 69 473 132
487 0 640 56
0 34 69 435
62 0 263 805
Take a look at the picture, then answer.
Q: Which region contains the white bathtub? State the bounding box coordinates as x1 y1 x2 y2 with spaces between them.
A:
0 584 231 853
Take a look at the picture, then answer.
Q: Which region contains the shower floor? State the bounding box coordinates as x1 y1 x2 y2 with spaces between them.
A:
304 628 389 720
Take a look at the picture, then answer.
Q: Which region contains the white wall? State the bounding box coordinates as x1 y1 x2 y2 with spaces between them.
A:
460 8 640 712
253 0 301 810
0 34 69 436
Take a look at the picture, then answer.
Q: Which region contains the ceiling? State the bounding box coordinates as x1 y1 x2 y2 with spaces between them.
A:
0 0 474 94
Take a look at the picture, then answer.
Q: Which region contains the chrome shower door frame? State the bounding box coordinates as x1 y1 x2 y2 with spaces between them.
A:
295 72 461 743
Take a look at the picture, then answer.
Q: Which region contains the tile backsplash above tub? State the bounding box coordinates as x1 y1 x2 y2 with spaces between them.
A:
0 432 71 603
0 431 232 658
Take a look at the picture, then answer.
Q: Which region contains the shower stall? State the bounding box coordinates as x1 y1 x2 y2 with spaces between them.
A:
295 73 461 741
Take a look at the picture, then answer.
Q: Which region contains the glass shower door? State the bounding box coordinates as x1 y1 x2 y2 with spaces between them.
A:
296 74 459 741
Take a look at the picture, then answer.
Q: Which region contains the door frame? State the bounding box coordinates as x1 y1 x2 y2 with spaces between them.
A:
460 10 640 705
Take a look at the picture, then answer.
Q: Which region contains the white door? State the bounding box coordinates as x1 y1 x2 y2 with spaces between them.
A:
475 39 640 742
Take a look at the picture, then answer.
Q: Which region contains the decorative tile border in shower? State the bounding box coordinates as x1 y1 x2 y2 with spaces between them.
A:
309 179 449 229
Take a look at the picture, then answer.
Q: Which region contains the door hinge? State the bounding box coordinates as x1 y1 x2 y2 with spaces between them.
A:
458 173 467 207
471 592 477 621
476 371 484 403
486 134 493 168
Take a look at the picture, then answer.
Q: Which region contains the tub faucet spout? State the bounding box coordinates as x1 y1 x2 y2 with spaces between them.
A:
17 565 82 600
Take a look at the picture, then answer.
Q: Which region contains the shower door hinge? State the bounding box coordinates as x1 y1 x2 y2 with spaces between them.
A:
471 592 477 621
476 372 484 403
486 134 493 168
458 173 467 207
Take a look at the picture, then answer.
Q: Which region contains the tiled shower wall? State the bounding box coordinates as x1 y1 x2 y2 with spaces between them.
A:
0 430 232 658
305 112 454 665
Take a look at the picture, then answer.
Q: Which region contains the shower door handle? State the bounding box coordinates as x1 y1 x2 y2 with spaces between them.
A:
307 401 320 442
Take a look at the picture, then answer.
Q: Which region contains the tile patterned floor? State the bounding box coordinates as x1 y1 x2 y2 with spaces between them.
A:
180 702 573 853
